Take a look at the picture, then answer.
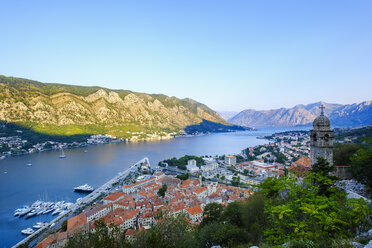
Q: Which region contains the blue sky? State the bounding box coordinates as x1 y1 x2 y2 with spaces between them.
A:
0 0 371 111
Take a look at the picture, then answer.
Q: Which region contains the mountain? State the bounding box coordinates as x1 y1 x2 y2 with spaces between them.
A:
184 119 251 134
217 111 239 121
228 101 372 127
0 75 228 139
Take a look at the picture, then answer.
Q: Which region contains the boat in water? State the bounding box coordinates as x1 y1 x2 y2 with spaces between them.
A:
26 159 32 167
14 206 30 216
21 228 34 235
59 148 66 158
74 184 94 193
33 222 47 229
26 210 37 218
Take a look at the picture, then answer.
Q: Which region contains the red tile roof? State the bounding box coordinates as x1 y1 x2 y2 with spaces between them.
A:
67 213 87 233
104 192 126 202
186 205 202 215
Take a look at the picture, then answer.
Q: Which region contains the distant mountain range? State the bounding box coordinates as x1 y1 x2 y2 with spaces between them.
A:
217 111 239 121
0 75 231 139
228 101 372 128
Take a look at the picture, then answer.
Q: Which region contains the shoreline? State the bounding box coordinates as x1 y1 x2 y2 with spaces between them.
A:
0 130 258 161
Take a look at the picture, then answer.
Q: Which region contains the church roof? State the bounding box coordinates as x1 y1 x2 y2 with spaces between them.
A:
313 104 330 130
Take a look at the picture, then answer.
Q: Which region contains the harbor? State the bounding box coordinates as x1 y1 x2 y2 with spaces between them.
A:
12 157 150 248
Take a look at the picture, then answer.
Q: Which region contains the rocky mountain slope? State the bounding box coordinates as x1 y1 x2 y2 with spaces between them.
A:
217 111 239 121
0 75 227 139
229 101 372 127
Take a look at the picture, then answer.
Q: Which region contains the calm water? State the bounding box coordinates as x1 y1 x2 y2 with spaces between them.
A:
0 127 305 247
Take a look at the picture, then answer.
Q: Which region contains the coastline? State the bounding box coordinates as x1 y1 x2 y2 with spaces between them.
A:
1 130 258 161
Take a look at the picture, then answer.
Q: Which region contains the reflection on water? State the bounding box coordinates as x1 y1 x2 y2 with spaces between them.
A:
0 127 307 247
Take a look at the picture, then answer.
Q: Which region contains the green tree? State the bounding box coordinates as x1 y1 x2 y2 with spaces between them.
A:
241 193 266 243
176 173 190 180
333 143 361 167
311 157 334 175
220 175 225 183
221 201 244 227
61 220 68 232
132 215 196 248
201 203 223 227
350 146 372 187
157 184 168 197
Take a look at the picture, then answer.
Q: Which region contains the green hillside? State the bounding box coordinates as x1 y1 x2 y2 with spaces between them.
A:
0 75 227 140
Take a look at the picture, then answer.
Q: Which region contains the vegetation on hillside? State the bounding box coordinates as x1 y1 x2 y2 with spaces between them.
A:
184 119 249 135
0 75 230 139
334 127 372 189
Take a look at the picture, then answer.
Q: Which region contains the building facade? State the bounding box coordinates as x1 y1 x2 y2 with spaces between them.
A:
225 155 236 166
310 105 334 166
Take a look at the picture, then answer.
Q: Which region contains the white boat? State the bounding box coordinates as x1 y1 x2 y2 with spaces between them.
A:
43 208 53 214
26 210 37 218
26 160 32 166
59 210 68 216
21 228 34 235
52 208 62 215
33 222 47 229
14 206 30 216
74 184 94 193
0 155 5 160
18 207 32 217
59 148 66 158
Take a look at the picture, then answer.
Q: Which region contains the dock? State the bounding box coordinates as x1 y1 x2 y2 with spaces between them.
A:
12 157 150 248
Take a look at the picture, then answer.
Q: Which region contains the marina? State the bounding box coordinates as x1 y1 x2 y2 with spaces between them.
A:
12 157 148 248
14 200 73 219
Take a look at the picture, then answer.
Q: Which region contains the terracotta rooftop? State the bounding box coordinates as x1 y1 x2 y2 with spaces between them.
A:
186 205 203 215
104 192 126 202
291 156 311 168
35 236 54 248
67 213 87 233
193 187 207 194
122 177 155 188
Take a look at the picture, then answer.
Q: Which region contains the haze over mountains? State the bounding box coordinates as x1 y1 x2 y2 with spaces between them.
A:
228 101 372 127
0 75 228 138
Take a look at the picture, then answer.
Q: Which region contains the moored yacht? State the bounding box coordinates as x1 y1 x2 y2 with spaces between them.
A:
33 222 47 229
74 184 94 193
21 228 34 235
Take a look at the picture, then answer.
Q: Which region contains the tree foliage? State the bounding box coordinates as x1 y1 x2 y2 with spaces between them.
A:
159 155 204 170
176 173 190 180
157 184 167 197
350 146 372 188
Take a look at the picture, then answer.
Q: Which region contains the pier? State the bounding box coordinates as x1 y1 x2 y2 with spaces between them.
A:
12 157 150 248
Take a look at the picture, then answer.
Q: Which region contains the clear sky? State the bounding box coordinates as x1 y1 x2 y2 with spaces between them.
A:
1 0 371 111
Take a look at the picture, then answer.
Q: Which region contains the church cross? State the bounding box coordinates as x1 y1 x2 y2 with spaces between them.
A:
320 104 325 115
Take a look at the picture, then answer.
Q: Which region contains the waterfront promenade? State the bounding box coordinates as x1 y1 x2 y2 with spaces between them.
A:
12 157 150 248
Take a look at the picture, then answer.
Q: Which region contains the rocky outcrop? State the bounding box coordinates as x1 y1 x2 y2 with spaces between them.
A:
0 75 227 136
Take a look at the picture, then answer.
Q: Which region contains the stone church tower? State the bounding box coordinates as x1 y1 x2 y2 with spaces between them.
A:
310 105 334 166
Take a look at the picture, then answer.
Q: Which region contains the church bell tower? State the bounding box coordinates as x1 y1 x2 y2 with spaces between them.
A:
310 104 334 166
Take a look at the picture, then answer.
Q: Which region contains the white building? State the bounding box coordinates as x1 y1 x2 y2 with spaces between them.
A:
188 159 197 166
187 164 199 173
225 155 236 166
201 162 219 172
